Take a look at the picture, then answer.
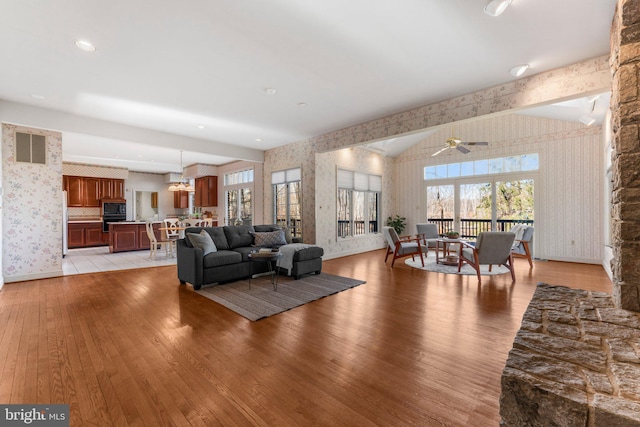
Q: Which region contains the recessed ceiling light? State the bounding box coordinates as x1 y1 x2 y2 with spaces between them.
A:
30 94 45 100
137 155 143 158
197 125 205 129
484 0 512 17
256 138 262 142
264 88 277 95
74 40 96 52
510 64 529 77
297 102 307 107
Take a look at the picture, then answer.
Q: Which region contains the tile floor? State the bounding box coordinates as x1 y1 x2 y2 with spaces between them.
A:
62 246 176 276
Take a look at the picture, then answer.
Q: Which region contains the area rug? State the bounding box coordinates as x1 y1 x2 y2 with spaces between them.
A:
405 252 510 276
195 273 365 321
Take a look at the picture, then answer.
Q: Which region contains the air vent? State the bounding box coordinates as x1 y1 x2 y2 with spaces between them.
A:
15 132 46 164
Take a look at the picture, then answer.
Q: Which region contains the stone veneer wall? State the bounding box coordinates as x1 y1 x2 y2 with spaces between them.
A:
501 284 640 426
610 0 640 311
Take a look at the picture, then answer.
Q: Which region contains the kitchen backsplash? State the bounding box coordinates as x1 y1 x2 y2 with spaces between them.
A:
68 207 101 219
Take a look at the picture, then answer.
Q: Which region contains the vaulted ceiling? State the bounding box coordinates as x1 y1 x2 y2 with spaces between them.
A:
0 0 617 173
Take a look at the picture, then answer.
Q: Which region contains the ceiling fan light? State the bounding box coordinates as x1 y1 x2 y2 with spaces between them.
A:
510 64 529 77
484 0 512 17
579 115 596 126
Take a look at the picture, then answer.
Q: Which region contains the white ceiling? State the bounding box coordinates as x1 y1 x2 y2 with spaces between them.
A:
0 0 617 173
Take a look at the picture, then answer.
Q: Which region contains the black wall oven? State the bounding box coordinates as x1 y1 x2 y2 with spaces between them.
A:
102 200 126 232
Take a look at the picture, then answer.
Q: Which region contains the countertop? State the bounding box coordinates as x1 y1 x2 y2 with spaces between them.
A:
69 219 102 223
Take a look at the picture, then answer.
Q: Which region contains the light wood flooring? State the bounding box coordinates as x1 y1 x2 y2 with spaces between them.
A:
0 251 611 426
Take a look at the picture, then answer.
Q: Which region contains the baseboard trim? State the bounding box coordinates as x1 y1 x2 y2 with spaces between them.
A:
3 270 64 283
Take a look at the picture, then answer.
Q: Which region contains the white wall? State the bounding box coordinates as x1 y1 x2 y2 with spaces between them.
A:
394 114 604 264
127 171 179 220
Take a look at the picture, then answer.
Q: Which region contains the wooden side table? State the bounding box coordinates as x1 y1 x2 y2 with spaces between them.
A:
436 238 461 266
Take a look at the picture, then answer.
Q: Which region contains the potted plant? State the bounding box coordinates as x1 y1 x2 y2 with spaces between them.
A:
445 230 460 239
386 215 407 235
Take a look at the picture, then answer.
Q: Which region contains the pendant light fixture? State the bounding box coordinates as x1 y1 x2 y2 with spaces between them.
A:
168 151 195 192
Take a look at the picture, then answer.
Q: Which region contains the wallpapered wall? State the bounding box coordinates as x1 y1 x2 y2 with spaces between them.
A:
315 148 393 258
2 124 63 282
394 114 603 263
263 56 609 250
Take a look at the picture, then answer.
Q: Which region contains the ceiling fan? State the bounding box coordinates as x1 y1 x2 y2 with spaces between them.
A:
431 136 489 157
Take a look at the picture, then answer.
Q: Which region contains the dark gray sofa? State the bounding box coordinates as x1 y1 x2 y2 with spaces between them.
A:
177 224 324 290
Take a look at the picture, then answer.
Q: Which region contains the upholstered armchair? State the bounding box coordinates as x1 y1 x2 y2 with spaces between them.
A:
383 226 428 268
458 231 516 282
510 224 534 268
416 223 440 249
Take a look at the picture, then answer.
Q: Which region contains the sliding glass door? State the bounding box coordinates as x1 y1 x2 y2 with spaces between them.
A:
426 175 535 238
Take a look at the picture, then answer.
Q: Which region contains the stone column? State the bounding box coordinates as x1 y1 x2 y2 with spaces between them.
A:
610 0 640 312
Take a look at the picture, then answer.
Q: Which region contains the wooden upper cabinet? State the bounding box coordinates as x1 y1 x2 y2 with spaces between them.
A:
64 176 126 207
174 190 189 209
100 178 113 199
112 179 125 199
194 176 218 207
84 177 101 207
64 176 84 207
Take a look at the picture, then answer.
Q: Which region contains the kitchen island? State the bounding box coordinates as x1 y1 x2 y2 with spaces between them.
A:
109 221 161 253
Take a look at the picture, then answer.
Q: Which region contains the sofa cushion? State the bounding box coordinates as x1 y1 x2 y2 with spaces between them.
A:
224 225 255 249
233 246 257 262
253 224 293 244
187 230 217 256
253 230 287 247
203 250 242 268
184 227 230 250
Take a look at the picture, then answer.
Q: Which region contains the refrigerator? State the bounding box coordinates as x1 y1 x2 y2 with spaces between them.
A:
62 191 68 256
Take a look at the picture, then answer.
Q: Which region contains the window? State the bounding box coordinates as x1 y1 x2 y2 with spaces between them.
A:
424 153 538 181
272 167 302 238
224 168 254 226
337 169 381 238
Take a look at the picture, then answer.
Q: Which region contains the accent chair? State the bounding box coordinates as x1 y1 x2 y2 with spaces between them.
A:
509 224 534 269
458 231 516 282
383 226 428 268
416 223 440 249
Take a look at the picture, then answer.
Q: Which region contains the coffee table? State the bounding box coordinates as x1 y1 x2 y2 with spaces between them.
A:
436 238 462 266
248 251 283 291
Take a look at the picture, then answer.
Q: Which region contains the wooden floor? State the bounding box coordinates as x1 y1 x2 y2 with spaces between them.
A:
0 250 611 426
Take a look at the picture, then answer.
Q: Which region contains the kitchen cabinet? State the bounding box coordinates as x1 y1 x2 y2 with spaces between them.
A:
63 176 126 207
151 192 158 208
195 176 218 207
109 222 160 253
174 190 189 209
64 176 84 207
84 177 101 207
68 222 107 248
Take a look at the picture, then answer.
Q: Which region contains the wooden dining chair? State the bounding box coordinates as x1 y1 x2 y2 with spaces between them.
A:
146 221 175 258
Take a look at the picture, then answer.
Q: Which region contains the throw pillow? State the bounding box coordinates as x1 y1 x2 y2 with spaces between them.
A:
253 230 287 248
187 230 217 256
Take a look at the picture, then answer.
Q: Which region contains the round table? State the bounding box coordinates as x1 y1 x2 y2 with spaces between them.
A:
248 251 283 291
435 238 462 266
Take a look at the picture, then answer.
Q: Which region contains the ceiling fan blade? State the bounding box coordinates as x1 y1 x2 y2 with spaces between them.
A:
462 141 489 146
456 145 470 154
431 147 449 157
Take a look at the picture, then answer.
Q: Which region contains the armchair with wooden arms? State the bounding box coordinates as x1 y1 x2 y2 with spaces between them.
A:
510 224 534 269
416 223 440 250
458 231 516 282
383 226 428 268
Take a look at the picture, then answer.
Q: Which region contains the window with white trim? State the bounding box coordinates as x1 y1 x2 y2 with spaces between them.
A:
272 167 302 239
337 169 381 238
224 168 254 226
